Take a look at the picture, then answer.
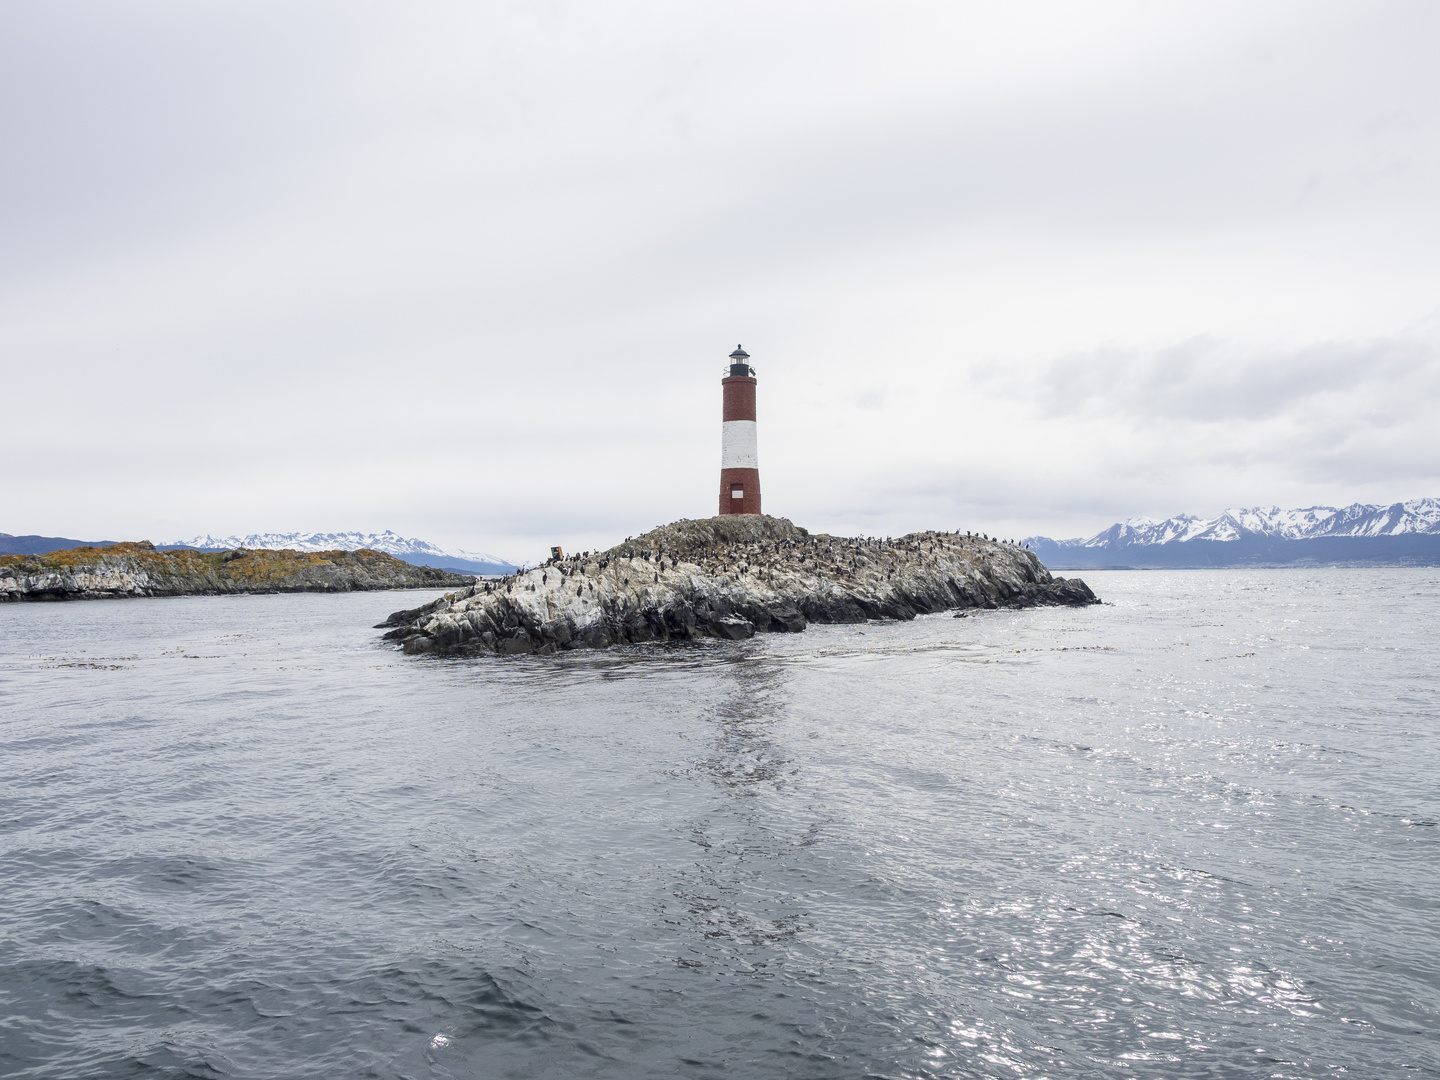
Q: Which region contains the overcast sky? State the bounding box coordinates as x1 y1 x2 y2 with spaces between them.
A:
3 1 1438 559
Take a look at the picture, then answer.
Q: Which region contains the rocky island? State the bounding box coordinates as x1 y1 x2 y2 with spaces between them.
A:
379 515 1098 656
0 542 474 602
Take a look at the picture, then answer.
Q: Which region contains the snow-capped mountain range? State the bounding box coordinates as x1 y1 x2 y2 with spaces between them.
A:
1064 499 1440 547
160 531 517 575
1026 499 1440 568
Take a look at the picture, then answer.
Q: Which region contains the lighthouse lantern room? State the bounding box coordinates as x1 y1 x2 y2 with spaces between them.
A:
719 345 761 515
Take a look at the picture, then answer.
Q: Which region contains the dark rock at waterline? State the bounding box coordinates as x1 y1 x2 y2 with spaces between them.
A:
380 515 1099 656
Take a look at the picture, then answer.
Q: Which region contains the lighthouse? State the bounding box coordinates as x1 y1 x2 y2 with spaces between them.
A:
719 345 761 515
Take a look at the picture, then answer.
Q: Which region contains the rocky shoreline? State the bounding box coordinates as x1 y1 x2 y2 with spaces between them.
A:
379 515 1098 656
0 542 474 601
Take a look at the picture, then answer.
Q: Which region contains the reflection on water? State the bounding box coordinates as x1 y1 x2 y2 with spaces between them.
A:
666 649 811 970
701 650 792 794
1 570 1439 1078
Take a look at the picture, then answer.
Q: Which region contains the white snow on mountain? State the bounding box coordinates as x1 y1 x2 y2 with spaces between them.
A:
1030 498 1440 548
167 530 513 566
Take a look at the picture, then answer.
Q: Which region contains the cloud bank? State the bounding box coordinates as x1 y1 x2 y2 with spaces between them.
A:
2 1 1439 558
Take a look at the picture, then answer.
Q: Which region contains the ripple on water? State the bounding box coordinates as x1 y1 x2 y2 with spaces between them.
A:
0 572 1438 1078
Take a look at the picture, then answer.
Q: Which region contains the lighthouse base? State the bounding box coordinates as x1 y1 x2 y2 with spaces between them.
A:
719 468 761 515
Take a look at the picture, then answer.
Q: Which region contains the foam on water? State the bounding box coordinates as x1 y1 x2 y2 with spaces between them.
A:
1 569 1438 1078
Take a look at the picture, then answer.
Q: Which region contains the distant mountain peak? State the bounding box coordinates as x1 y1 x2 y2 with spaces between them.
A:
163 530 517 574
1024 498 1440 568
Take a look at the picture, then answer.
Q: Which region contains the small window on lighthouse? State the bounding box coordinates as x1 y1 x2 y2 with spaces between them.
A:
731 486 744 499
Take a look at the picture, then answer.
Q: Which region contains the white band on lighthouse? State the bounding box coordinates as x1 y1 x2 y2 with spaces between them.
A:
721 420 758 469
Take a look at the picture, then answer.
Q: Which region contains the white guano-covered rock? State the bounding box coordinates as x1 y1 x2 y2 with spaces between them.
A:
379 515 1099 656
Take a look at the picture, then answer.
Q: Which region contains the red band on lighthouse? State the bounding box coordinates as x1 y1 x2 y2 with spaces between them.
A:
719 346 761 515
722 380 756 421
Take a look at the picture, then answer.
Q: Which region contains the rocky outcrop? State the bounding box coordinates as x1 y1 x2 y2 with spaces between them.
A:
0 542 474 601
379 515 1098 656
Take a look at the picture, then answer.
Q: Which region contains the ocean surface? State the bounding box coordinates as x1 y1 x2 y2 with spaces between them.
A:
2 569 1437 1079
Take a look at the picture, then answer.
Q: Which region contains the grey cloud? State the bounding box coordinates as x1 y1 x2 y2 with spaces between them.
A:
942 324 1440 538
4 3 1440 556
988 332 1440 424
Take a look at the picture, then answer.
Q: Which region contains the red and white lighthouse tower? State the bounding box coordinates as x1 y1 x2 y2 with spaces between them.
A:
719 345 761 515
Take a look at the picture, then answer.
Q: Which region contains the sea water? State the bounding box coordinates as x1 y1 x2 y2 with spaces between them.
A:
1 569 1437 1079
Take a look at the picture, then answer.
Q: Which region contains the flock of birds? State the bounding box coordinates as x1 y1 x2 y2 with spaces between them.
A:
473 527 1034 603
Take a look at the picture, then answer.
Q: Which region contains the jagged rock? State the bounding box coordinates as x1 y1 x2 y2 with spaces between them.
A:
380 515 1099 656
0 542 474 602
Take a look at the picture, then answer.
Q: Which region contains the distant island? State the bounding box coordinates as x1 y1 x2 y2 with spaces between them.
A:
0 542 473 602
0 530 517 576
1026 499 1440 569
161 530 518 576
379 515 1098 656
